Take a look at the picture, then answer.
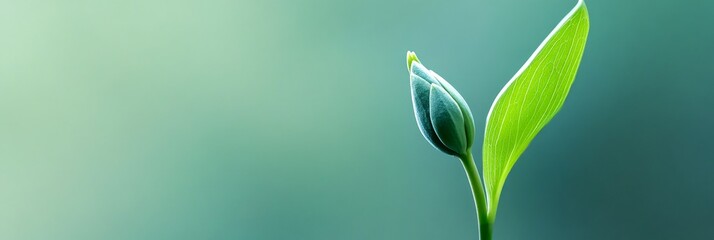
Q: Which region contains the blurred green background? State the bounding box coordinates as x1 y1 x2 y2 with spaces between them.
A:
1 0 713 239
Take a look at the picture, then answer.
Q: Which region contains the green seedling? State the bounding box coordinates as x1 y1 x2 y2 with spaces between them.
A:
406 1 589 239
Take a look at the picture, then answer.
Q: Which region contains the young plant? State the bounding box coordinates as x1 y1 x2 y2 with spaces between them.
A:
406 1 589 239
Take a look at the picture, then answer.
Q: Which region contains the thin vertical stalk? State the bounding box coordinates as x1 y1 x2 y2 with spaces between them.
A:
460 151 492 240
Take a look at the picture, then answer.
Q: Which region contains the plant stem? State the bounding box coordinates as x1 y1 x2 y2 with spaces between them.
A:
460 151 492 240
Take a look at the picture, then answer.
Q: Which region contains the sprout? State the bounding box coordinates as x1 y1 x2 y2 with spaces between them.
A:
407 51 475 157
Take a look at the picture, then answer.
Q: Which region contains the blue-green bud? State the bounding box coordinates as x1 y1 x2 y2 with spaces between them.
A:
407 51 475 157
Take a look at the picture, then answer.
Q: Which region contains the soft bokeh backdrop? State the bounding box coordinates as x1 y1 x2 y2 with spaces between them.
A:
2 0 713 239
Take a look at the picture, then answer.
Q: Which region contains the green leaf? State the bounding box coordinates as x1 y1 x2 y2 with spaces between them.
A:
482 0 589 218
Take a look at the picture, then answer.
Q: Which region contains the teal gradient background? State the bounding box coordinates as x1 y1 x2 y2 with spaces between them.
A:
2 0 713 239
